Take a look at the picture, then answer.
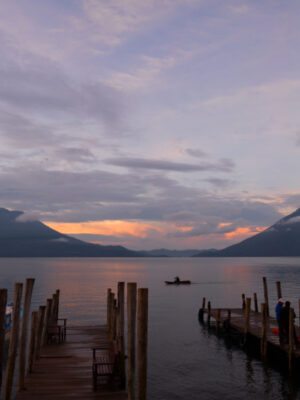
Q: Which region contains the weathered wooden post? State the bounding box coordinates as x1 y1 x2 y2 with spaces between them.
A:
127 282 137 400
137 288 148 400
18 278 35 391
260 303 267 358
253 293 258 313
227 309 231 321
198 297 206 322
0 289 8 392
245 298 251 337
242 294 246 310
107 288 111 327
288 307 294 372
216 309 220 333
117 282 126 388
4 282 23 400
55 289 60 321
51 292 58 324
34 305 46 360
109 292 115 340
207 301 211 324
276 281 282 299
263 277 269 316
113 298 117 340
27 311 38 374
42 298 53 346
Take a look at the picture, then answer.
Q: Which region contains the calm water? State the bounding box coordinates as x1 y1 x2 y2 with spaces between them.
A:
1 257 300 399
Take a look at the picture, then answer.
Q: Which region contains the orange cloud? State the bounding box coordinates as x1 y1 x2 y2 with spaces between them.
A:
224 226 267 239
45 220 163 238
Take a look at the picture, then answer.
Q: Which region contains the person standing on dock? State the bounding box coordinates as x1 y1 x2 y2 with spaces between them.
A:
280 301 299 345
275 298 284 345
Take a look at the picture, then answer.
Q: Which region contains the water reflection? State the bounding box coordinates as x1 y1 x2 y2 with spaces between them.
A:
0 257 300 399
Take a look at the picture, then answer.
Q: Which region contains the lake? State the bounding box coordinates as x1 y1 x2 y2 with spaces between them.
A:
1 257 300 399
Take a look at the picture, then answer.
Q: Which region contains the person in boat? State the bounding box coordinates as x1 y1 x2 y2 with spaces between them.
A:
174 276 180 283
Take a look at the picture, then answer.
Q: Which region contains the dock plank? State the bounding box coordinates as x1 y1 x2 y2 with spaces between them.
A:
14 325 127 400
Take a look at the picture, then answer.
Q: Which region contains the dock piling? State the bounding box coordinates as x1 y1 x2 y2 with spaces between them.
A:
242 294 246 310
207 301 211 324
137 288 148 400
18 278 35 391
4 282 23 400
127 282 137 400
263 277 269 316
27 311 38 374
0 289 8 392
260 303 267 358
276 281 282 299
253 293 258 313
34 305 46 360
245 298 251 336
289 307 294 372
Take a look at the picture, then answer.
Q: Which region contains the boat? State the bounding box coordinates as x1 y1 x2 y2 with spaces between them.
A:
5 303 23 340
5 303 13 340
165 280 191 285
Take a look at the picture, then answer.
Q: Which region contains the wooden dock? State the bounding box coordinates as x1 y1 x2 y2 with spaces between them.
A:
14 325 128 400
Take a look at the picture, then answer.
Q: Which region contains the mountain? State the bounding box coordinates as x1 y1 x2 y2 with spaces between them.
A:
0 208 140 257
140 248 204 257
194 208 300 257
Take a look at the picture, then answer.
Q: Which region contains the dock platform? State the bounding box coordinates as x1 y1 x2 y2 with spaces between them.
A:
202 308 300 360
14 325 128 400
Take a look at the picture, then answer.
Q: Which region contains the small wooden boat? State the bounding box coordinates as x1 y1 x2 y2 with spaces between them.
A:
165 280 191 285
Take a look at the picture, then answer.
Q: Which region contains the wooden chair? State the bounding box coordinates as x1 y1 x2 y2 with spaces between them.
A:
92 341 120 390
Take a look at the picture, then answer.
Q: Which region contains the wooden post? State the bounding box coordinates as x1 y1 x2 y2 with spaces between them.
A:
127 282 137 400
0 289 8 392
242 294 245 310
298 299 300 325
202 297 206 310
245 298 251 335
288 307 294 372
34 305 46 360
253 293 258 313
55 289 60 321
42 298 53 346
276 281 282 299
27 311 38 374
227 309 231 320
263 277 269 316
51 293 58 324
4 282 23 400
117 282 126 388
109 293 115 340
216 309 220 333
18 278 35 391
113 299 117 340
260 303 267 358
107 288 111 327
137 288 148 400
207 301 211 324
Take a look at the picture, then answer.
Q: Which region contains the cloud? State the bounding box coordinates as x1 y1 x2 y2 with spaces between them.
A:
284 216 300 224
105 157 235 173
15 212 40 222
185 148 207 158
0 32 127 136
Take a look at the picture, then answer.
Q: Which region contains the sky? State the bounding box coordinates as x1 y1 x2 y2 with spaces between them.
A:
1 0 300 250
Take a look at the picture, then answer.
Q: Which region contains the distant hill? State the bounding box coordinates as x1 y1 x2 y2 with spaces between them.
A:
0 208 140 257
194 208 300 257
140 248 204 257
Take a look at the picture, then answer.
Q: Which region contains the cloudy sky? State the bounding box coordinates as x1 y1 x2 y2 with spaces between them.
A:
1 0 300 250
